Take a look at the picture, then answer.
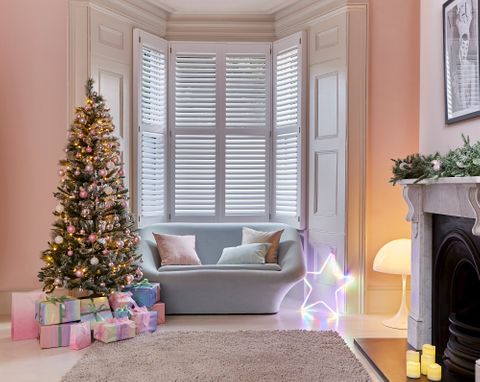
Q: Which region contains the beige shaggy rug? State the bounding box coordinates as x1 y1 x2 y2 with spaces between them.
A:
62 330 371 382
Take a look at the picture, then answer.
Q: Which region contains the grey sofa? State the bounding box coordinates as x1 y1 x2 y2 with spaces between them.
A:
138 223 305 314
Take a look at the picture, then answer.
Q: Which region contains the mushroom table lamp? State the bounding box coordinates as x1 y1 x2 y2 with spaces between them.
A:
373 239 411 330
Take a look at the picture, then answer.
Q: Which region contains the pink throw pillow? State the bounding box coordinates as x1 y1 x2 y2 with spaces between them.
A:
153 233 202 266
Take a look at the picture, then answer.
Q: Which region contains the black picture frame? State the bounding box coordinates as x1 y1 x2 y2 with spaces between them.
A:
443 0 480 124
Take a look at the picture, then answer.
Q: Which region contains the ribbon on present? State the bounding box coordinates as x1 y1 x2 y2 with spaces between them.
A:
44 296 70 345
114 306 131 318
134 279 153 287
86 299 108 322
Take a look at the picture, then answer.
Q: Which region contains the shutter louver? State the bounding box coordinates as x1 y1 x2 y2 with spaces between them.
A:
225 55 267 129
140 132 165 217
175 54 216 129
275 132 298 217
174 134 216 216
135 30 168 226
225 135 267 215
273 33 304 228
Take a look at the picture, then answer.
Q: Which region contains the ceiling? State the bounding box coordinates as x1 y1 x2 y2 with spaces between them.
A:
146 0 301 15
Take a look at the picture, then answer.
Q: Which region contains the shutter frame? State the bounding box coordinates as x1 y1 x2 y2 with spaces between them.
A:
272 31 306 229
134 29 168 227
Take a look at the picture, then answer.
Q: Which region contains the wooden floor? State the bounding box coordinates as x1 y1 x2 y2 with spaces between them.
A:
354 338 474 382
0 298 408 382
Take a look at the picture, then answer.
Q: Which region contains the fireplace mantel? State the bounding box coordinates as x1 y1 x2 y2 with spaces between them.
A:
400 177 480 349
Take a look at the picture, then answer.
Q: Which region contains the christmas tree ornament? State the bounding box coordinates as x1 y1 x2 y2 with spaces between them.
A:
38 79 140 295
90 257 99 266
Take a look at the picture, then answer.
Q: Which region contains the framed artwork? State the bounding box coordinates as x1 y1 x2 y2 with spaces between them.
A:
443 0 480 124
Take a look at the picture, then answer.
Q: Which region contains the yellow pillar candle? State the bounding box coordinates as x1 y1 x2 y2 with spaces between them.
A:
407 350 420 363
427 363 442 381
423 344 436 358
407 361 421 378
421 354 435 375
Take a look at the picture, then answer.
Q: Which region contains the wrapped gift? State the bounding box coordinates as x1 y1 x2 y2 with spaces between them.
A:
38 322 75 349
11 290 45 341
35 296 80 326
131 306 157 334
108 291 137 311
113 307 130 319
149 302 165 324
93 318 136 343
123 279 160 308
69 321 91 350
79 297 113 329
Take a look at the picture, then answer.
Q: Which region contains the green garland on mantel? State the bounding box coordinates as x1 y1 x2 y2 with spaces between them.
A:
390 135 480 185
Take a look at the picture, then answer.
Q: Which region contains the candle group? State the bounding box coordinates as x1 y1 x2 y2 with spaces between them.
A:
406 344 441 381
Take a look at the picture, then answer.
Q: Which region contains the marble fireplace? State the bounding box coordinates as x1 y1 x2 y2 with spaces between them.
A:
402 178 480 379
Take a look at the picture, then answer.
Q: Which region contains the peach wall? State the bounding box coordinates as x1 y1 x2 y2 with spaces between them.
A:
420 0 480 154
366 0 420 313
0 0 68 295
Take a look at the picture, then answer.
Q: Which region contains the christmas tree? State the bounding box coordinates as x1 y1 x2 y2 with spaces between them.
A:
39 79 142 295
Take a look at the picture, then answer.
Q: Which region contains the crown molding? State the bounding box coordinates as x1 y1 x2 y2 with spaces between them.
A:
275 0 368 38
166 14 276 41
71 0 167 36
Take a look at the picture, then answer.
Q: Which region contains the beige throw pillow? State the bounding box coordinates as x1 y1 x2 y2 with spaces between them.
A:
153 233 202 266
241 227 284 263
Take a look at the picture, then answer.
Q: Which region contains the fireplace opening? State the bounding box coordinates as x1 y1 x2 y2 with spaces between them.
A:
432 214 480 379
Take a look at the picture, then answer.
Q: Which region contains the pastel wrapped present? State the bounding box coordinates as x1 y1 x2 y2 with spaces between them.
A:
69 321 91 350
38 322 75 349
35 296 80 326
79 297 113 329
123 279 160 308
93 318 136 343
149 302 165 324
108 291 137 311
113 307 130 319
11 290 45 341
131 306 157 334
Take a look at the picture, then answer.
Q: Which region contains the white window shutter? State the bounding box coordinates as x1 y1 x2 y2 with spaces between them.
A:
169 44 218 221
224 50 271 219
272 32 306 229
134 29 168 227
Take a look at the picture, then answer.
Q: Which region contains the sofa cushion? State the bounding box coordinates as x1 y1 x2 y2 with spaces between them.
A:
241 227 284 263
157 264 282 272
217 243 271 265
153 233 201 265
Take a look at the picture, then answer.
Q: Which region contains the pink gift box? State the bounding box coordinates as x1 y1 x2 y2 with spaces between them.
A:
93 317 136 343
69 321 91 350
108 291 137 311
149 302 165 324
39 322 75 349
131 306 157 334
11 290 45 341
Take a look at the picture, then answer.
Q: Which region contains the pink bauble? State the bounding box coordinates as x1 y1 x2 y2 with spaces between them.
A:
121 201 127 208
74 170 80 176
80 229 85 235
79 190 89 199
85 164 93 173
98 169 107 177
58 169 64 177
75 270 83 278
118 169 124 176
86 146 92 153
88 234 97 243
67 225 76 234
108 262 114 267
67 250 73 256
76 152 81 159
102 249 109 255
126 275 134 283
116 240 124 249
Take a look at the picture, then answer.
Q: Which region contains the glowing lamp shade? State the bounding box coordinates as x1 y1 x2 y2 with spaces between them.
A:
373 239 411 275
373 238 411 330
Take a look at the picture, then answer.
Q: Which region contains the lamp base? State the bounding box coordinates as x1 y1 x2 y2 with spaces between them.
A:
382 274 409 330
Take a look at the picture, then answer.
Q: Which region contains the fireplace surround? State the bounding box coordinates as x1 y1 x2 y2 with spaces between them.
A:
402 178 480 379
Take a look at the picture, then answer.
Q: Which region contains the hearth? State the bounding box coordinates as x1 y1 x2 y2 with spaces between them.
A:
432 214 480 380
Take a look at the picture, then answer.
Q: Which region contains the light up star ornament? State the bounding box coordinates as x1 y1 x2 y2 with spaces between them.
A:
301 252 354 318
